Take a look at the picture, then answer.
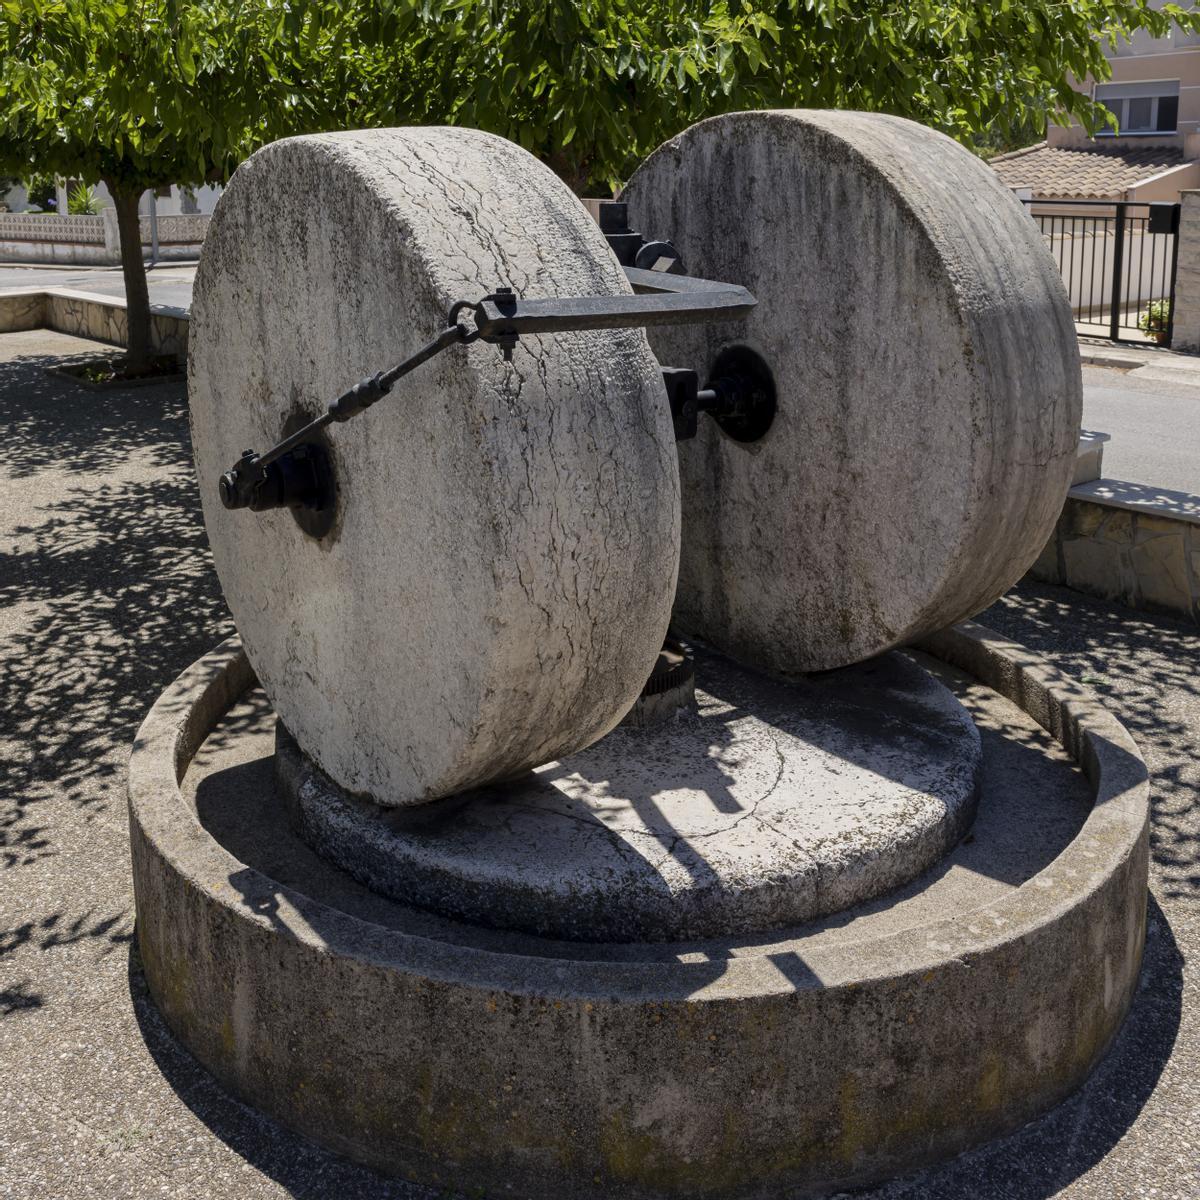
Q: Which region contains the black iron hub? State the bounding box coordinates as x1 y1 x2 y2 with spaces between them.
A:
217 215 772 530
662 346 776 444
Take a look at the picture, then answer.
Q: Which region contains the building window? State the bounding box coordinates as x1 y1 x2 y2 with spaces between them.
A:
1095 81 1180 134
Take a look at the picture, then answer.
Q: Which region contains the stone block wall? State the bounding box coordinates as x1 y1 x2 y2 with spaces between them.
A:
139 213 211 244
1029 480 1200 623
0 213 106 243
0 287 189 359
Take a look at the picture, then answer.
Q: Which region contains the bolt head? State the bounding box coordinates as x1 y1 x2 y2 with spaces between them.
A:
218 472 239 509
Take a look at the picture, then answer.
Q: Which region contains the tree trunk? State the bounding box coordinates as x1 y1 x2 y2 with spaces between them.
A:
108 183 152 371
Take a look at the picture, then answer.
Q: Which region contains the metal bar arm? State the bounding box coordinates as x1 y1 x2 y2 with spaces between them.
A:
471 275 755 340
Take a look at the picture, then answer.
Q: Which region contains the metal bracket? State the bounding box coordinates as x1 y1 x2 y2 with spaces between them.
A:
587 199 687 276
661 347 776 443
471 267 754 347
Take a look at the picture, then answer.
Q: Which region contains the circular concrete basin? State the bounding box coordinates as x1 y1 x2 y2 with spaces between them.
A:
128 622 1148 1199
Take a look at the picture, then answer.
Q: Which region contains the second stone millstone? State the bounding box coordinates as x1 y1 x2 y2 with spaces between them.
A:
624 108 1083 675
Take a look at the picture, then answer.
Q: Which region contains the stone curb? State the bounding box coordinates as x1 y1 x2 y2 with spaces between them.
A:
1077 348 1148 370
128 624 1149 1199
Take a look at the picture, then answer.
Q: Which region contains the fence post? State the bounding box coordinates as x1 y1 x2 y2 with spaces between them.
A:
1171 190 1200 354
1109 203 1126 342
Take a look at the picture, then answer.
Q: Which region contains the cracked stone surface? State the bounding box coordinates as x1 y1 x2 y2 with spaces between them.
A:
623 110 1083 674
279 645 981 941
188 128 680 808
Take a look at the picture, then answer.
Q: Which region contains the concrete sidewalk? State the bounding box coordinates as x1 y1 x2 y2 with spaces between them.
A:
0 327 1197 1199
0 263 196 311
1079 335 1200 377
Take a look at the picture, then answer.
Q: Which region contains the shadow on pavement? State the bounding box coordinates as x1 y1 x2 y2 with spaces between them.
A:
0 342 231 983
983 582 1200 904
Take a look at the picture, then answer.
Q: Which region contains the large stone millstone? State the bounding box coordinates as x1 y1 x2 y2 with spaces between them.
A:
188 128 680 807
623 110 1083 675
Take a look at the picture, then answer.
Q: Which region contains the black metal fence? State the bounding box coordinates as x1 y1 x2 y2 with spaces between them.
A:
1021 198 1181 346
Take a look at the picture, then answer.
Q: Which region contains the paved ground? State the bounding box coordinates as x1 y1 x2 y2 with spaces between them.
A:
0 263 196 310
0 328 1197 1199
1083 363 1200 494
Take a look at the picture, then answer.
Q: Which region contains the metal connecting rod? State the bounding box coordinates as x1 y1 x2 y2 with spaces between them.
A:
217 264 758 519
471 269 755 344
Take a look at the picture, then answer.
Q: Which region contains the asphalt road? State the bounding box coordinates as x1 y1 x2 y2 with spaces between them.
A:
1083 364 1200 495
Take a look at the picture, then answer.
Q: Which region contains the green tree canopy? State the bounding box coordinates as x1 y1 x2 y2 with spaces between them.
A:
0 0 362 365
383 0 1200 189
3 1 1200 361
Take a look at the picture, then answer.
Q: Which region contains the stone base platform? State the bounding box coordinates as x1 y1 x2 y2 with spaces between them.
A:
278 647 982 942
128 623 1149 1200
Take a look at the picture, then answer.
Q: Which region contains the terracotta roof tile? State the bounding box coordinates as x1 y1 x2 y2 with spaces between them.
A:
989 141 1188 199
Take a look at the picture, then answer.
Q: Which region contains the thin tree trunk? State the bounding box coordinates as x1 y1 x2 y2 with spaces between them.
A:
108 183 152 371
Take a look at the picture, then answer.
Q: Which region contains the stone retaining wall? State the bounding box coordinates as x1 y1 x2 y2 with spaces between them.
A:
1029 479 1200 624
0 288 189 358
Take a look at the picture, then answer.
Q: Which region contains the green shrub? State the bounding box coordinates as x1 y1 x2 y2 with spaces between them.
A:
1138 299 1171 338
67 182 103 214
25 171 55 210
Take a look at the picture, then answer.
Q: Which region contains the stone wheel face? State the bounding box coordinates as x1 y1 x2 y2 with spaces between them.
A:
624 110 1082 674
189 128 679 807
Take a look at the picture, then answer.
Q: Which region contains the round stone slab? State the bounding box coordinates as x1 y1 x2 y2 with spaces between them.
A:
189 128 680 807
278 648 981 941
623 110 1082 674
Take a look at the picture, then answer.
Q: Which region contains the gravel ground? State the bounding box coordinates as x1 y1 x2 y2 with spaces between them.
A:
0 328 1196 1199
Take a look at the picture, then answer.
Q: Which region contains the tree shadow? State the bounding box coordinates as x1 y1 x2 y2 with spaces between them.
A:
0 344 233 886
0 980 45 1015
0 334 231 1050
981 580 1200 903
0 345 187 478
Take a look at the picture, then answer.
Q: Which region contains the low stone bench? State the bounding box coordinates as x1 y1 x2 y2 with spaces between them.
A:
0 287 188 359
1029 477 1200 624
